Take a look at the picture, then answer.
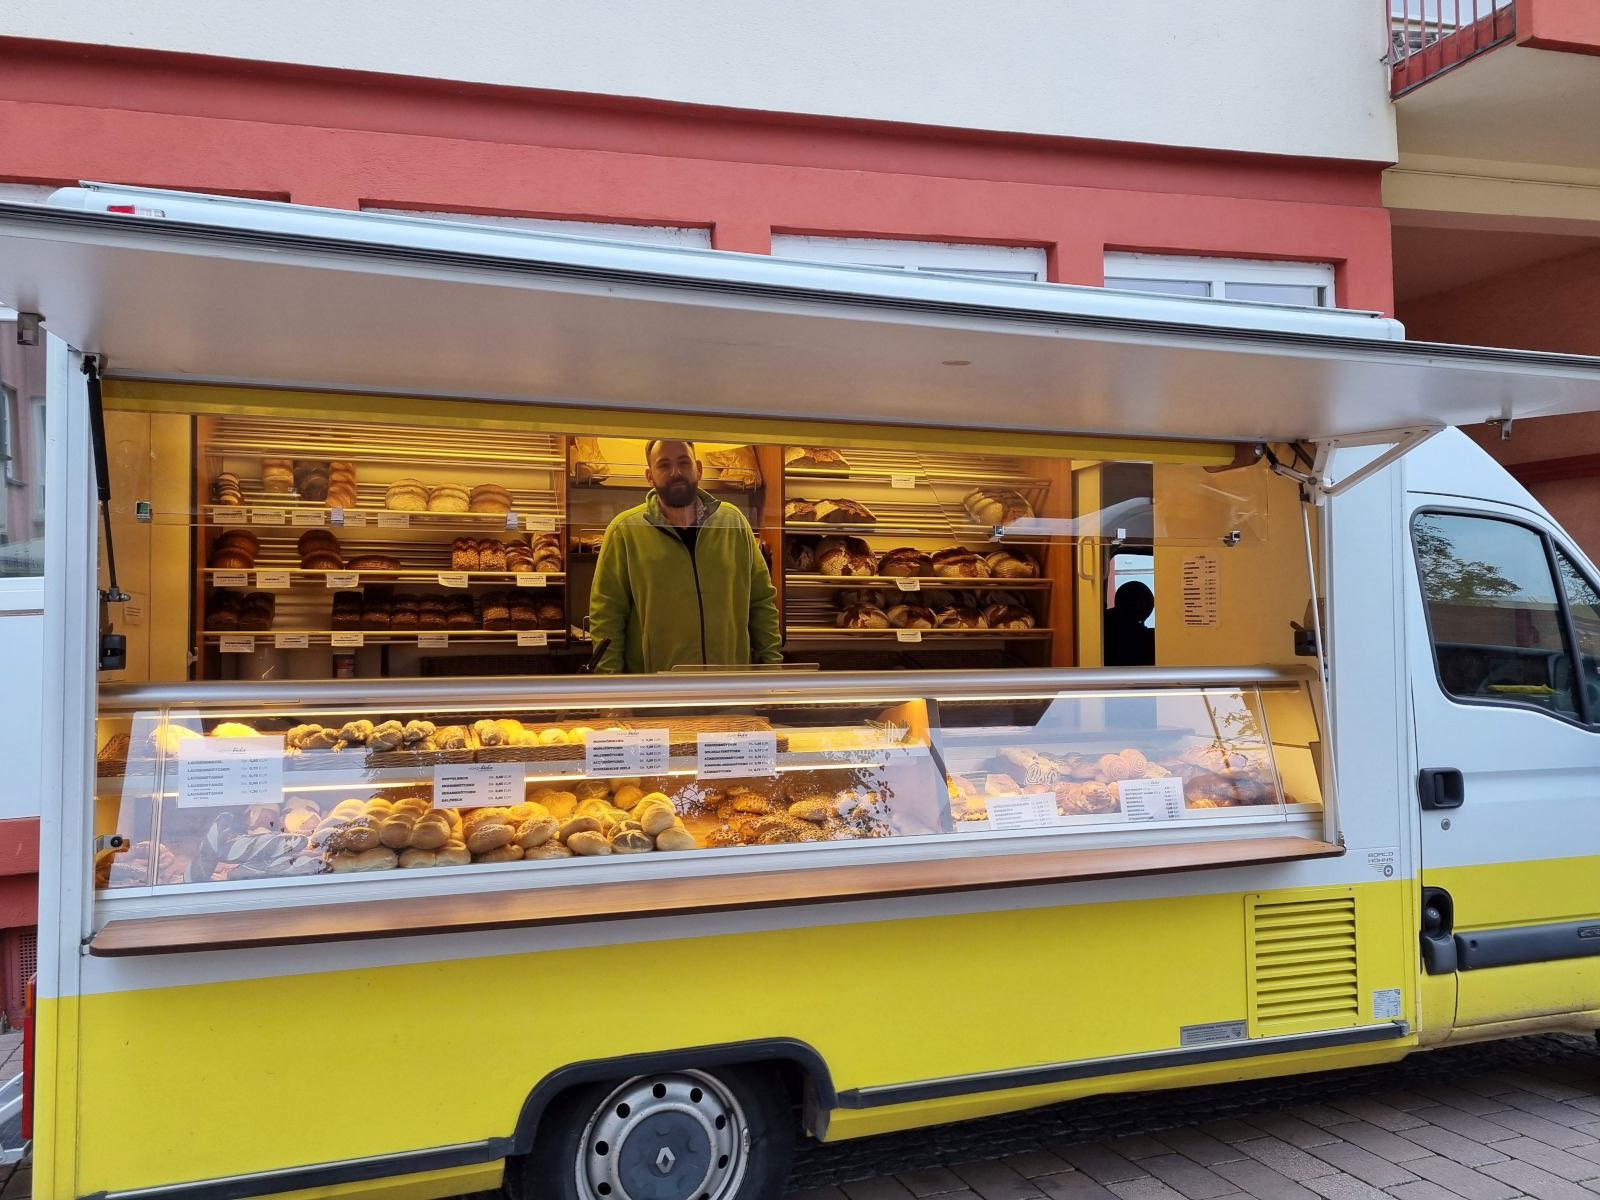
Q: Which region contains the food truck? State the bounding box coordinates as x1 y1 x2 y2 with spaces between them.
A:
5 184 1600 1200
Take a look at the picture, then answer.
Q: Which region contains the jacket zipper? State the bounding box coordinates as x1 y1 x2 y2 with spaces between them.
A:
655 521 708 664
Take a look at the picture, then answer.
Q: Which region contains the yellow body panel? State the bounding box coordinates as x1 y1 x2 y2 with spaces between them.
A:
54 881 1412 1199
1426 855 1600 930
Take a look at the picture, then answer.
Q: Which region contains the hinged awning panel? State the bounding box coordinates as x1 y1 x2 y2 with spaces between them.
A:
3 185 1600 446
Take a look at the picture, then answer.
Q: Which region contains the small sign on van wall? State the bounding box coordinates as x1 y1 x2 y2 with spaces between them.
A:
1181 553 1220 627
1179 1019 1247 1047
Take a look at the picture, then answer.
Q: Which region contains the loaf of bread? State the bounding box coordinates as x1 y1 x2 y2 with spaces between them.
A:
469 483 512 514
238 592 276 631
984 549 1040 578
784 499 818 522
385 479 428 511
982 603 1036 629
783 446 849 469
570 435 610 483
212 472 243 506
261 458 294 494
887 604 936 629
346 554 401 572
209 546 255 570
935 605 988 628
704 445 760 486
876 547 932 577
964 487 1034 525
214 529 260 557
814 498 875 524
837 604 890 629
478 540 507 572
205 591 243 631
428 484 470 513
835 588 887 609
932 547 991 578
818 536 876 577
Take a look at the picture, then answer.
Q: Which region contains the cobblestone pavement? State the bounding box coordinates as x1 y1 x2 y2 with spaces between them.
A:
785 1033 1600 1200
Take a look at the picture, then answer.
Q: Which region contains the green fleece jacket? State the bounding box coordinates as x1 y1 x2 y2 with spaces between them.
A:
588 489 782 674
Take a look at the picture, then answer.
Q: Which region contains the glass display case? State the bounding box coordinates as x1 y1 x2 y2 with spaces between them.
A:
93 668 1325 894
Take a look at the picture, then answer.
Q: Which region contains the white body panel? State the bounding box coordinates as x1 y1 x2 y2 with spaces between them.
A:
0 1 1398 162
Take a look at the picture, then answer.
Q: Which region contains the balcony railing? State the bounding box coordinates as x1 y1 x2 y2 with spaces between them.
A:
1390 0 1517 96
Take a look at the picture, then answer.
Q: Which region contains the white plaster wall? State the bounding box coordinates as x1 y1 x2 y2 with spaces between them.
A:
2 0 1398 162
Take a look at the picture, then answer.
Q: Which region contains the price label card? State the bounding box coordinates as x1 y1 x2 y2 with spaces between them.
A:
525 515 557 533
696 730 778 780
896 629 923 643
218 634 256 654
341 510 368 527
175 734 284 809
417 632 449 648
330 632 365 648
517 631 549 647
437 572 470 588
514 572 547 589
505 512 519 531
291 509 325 526
255 570 292 590
211 570 249 588
1118 776 1185 822
328 507 345 527
890 473 917 489
325 571 359 589
894 578 921 592
274 633 309 649
585 728 669 777
250 508 286 525
985 792 1060 831
433 762 523 810
377 511 411 529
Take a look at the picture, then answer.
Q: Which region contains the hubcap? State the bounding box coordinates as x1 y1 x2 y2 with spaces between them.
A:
578 1071 748 1200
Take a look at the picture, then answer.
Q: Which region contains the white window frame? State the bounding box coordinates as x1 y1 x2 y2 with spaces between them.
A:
771 235 1047 281
1104 252 1336 307
361 207 712 249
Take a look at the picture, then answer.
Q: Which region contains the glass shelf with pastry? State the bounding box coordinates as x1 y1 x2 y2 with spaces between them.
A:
90 670 1321 897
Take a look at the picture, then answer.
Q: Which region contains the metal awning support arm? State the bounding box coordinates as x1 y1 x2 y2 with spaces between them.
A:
1268 426 1442 502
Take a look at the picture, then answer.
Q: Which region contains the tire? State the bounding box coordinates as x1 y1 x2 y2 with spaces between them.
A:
521 1065 794 1200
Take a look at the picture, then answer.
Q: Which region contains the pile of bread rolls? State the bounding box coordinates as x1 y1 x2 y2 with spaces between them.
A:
788 538 1038 580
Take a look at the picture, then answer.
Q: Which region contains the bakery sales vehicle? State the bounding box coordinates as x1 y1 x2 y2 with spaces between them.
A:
5 186 1600 1200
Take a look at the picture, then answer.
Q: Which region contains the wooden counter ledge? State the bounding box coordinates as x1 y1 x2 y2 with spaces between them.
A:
90 835 1342 956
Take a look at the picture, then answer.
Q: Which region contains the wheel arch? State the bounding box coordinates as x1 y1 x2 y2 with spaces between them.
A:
508 1037 838 1156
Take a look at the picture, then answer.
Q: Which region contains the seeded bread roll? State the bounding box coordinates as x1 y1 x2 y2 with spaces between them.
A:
428 484 470 513
451 538 480 571
838 604 890 629
468 483 512 514
887 604 937 629
385 479 429 511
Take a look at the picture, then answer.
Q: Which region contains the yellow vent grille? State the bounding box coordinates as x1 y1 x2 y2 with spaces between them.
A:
1247 892 1360 1035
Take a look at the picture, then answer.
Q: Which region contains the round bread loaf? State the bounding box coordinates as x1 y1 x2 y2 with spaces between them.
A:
611 828 654 853
982 603 1035 629
345 554 402 572
784 498 819 522
877 548 933 577
330 846 397 872
655 823 697 851
428 484 470 513
964 487 1034 525
473 844 524 863
526 841 575 859
209 547 255 569
385 479 428 511
468 483 512 513
985 549 1040 578
566 830 612 856
785 540 817 572
887 604 937 629
837 604 890 629
935 605 988 628
214 529 260 556
301 548 344 571
297 528 338 554
932 548 991 578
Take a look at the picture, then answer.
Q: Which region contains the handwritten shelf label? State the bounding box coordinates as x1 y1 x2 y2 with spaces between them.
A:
585 728 669 777
211 570 249 588
255 570 291 590
175 734 284 810
1118 776 1186 822
516 631 549 647
274 633 310 649
218 634 256 654
434 762 523 810
696 730 778 780
325 571 359 589
437 572 469 588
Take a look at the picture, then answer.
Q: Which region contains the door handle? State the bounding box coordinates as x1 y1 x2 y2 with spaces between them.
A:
1419 767 1464 810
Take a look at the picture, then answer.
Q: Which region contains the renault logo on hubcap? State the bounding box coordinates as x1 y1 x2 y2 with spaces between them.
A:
655 1147 676 1174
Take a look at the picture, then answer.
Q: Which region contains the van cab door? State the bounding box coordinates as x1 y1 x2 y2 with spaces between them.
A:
1407 498 1600 1030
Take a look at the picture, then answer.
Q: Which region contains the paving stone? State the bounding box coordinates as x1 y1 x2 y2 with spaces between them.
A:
951 1159 1048 1200
1301 1173 1390 1200
1485 1110 1599 1150
1489 1073 1592 1103
844 1179 920 1200
1385 1181 1491 1200
1289 1106 1361 1130
1395 1123 1512 1167
1004 1153 1074 1180
1055 1146 1150 1186
1138 1154 1238 1200
1202 1121 1275 1145
1328 1123 1435 1164
1498 1093 1600 1130
1370 1093 1437 1113
1413 1104 1523 1144
1106 1179 1187 1200
1565 1097 1600 1119
1325 1100 1428 1132
1494 1138 1600 1183
1112 1137 1180 1162
1456 1075 1525 1099
899 1167 975 1197
792 1189 850 1200
1575 1125 1600 1143
1244 1114 1344 1149
1479 1158 1598 1200
1410 1082 1513 1116
1304 1142 1420 1188
1036 1175 1119 1200
1153 1128 1248 1166
1408 1155 1524 1200
1209 1159 1319 1200
1236 1138 1342 1180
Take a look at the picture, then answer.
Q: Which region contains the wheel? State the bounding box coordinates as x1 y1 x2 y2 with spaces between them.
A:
522 1065 793 1200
